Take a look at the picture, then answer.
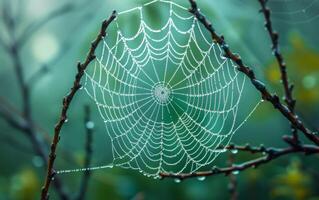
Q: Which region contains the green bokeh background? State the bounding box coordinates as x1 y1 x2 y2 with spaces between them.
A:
0 0 319 199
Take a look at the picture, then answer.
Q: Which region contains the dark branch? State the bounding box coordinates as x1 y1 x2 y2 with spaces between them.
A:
27 65 50 88
0 35 9 51
0 132 34 155
75 105 94 200
257 0 298 142
0 102 28 131
218 143 269 154
187 0 319 146
40 11 117 200
160 144 319 180
159 0 319 180
227 153 238 200
1 1 70 198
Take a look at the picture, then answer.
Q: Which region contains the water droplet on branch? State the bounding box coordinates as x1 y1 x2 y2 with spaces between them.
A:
174 178 181 183
197 176 206 181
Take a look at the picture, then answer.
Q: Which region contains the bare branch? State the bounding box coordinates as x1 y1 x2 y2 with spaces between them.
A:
0 99 28 131
218 143 269 154
187 0 319 146
0 35 9 50
0 132 33 154
75 105 94 200
160 144 319 180
159 0 319 181
257 0 298 142
1 1 71 198
0 99 70 200
227 153 238 200
27 65 50 87
40 11 117 200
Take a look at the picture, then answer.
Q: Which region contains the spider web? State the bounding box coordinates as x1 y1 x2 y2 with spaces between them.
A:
58 0 261 178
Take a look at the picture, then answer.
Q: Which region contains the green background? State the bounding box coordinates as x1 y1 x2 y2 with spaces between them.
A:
0 0 319 199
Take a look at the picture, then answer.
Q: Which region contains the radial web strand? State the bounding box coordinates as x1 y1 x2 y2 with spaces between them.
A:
58 0 262 178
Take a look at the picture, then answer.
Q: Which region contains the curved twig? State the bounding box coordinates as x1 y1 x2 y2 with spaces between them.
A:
187 0 319 146
160 144 319 180
257 0 298 142
159 0 319 180
75 105 94 200
40 11 116 200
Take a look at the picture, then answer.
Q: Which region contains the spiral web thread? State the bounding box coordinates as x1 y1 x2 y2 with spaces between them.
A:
57 0 261 178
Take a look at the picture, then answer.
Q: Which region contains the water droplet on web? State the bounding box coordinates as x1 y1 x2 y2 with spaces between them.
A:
232 170 239 175
231 149 238 154
197 176 206 181
64 118 68 123
86 121 95 129
174 178 181 183
80 0 262 178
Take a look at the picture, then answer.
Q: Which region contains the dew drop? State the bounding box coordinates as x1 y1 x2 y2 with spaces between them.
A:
174 178 181 183
64 118 68 123
232 170 239 175
231 149 238 154
197 176 206 181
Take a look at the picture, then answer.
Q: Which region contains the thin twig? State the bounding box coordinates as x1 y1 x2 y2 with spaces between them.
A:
218 143 269 154
0 1 71 198
160 144 319 180
257 0 298 143
187 0 319 146
227 153 238 200
0 132 34 154
75 105 94 200
159 0 319 180
40 11 117 200
0 35 9 50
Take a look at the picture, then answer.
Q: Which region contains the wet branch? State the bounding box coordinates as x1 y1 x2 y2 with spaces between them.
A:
159 0 319 180
0 1 99 199
40 11 117 200
257 0 298 142
75 105 94 200
187 0 319 146
227 153 238 200
160 144 319 180
0 2 71 198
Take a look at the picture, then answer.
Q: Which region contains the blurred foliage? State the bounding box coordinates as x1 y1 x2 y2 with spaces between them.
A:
0 0 319 200
9 169 40 200
266 33 319 107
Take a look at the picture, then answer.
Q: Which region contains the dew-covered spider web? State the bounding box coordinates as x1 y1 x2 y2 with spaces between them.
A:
57 0 262 178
